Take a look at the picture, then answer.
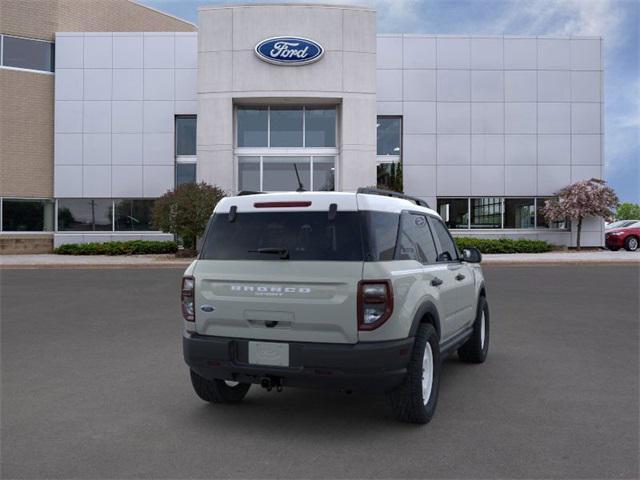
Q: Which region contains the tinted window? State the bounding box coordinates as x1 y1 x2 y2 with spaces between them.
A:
2 35 54 72
429 217 458 262
237 107 268 147
362 211 400 261
305 108 336 147
437 198 468 229
504 198 534 228
2 199 53 231
377 117 401 156
471 197 502 229
175 116 196 155
176 163 196 186
114 199 155 231
201 212 363 261
57 199 112 231
396 213 437 264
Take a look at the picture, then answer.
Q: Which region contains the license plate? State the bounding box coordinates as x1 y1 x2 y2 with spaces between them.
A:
248 341 289 367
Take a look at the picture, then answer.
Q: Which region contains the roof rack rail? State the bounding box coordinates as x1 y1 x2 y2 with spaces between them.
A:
356 187 430 209
237 190 266 196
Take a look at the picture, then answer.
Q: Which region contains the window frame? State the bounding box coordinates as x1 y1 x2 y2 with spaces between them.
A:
238 154 336 192
0 34 55 75
175 115 197 186
376 116 403 191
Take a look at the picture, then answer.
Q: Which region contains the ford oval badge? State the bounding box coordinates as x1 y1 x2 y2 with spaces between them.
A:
200 305 215 312
255 36 324 66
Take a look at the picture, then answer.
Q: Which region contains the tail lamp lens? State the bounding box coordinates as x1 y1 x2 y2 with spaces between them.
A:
181 276 195 322
358 280 393 331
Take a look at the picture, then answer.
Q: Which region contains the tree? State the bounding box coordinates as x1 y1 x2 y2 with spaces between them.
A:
152 182 226 251
543 178 619 250
616 202 640 220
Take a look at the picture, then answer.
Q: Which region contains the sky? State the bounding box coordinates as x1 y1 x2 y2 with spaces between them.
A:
141 0 639 203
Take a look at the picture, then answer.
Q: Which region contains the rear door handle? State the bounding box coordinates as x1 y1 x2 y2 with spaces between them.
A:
431 277 443 287
455 273 466 281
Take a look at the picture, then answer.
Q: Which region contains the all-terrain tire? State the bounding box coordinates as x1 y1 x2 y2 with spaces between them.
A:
458 296 490 364
624 236 638 252
190 370 251 404
387 323 440 424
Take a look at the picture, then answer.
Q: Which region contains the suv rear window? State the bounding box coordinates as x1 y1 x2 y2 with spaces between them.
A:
201 212 364 261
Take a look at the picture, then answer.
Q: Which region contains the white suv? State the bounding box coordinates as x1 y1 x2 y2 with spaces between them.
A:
182 189 489 424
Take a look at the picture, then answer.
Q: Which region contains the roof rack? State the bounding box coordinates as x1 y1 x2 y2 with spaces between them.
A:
356 187 430 209
237 190 266 196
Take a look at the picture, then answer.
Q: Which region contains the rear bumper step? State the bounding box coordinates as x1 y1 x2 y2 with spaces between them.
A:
183 330 414 393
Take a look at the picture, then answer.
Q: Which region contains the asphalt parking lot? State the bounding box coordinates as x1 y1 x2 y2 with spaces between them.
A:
1 265 638 479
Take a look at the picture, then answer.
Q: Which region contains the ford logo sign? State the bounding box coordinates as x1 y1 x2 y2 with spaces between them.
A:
255 36 324 66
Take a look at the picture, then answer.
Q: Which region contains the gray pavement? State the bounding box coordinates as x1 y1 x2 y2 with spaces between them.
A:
1 266 638 479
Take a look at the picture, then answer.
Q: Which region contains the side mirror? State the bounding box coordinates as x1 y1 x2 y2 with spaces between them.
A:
461 247 482 263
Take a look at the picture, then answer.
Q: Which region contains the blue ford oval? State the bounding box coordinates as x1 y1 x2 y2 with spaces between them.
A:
255 37 324 66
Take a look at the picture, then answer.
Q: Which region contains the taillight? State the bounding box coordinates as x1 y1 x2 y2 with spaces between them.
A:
181 276 195 322
358 280 393 331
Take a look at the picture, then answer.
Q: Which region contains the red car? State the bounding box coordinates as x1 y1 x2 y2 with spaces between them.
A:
605 222 640 251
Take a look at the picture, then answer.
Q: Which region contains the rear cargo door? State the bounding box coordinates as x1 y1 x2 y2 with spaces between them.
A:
194 260 361 344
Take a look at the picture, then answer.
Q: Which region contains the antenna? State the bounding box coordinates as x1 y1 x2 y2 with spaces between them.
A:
293 163 305 192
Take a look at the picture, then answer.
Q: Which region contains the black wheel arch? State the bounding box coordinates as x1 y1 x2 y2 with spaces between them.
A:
409 301 442 339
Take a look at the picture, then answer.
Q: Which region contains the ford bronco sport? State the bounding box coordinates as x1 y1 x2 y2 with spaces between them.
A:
182 189 489 424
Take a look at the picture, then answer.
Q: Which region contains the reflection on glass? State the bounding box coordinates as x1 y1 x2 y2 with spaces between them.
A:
504 198 535 228
175 116 196 155
57 199 112 231
238 157 260 191
471 197 502 229
377 117 401 156
176 163 196 187
536 197 569 229
437 198 469 229
2 36 54 72
312 157 335 191
305 108 336 147
114 199 155 231
377 161 403 193
270 107 303 147
2 199 54 231
263 156 310 191
237 107 268 147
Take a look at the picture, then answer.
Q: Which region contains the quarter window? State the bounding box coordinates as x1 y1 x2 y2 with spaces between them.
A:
396 213 438 264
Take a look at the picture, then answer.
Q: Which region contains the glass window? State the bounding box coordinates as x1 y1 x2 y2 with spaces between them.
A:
201 212 363 261
270 107 303 147
262 156 310 191
396 213 437 263
176 163 196 187
175 116 196 156
377 117 401 156
237 107 268 147
305 107 336 147
2 35 54 72
2 199 54 231
536 198 569 229
312 157 335 191
238 157 260 191
57 199 112 231
377 161 403 193
361 211 400 261
504 198 535 228
471 197 502 229
437 198 469 229
114 199 155 231
429 217 459 262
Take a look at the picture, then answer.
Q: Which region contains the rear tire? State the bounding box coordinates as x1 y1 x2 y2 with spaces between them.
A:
387 323 440 424
190 370 251 404
624 236 638 251
458 296 489 364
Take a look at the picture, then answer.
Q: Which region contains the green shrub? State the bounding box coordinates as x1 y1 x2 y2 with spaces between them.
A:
454 237 553 254
54 240 178 256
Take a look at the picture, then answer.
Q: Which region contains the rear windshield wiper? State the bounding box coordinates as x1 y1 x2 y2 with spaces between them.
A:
248 247 290 259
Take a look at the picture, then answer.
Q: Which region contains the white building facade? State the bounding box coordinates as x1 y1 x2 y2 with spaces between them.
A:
51 3 604 247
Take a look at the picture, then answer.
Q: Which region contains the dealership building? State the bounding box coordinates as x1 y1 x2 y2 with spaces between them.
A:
0 1 604 252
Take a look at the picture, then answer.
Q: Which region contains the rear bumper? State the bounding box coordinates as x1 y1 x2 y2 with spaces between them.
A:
183 330 414 393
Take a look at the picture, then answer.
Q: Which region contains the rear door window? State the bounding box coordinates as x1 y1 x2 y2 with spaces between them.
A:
201 211 363 261
396 212 438 264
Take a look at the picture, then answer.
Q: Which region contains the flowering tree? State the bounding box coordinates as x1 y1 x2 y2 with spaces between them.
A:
152 182 226 252
543 178 619 250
